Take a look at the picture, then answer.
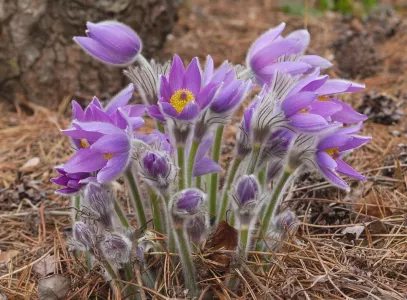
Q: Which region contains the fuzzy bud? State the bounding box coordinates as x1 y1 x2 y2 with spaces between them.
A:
84 183 114 229
233 175 261 225
265 210 299 252
272 210 298 233
170 189 206 227
186 213 208 244
101 233 132 265
73 221 93 250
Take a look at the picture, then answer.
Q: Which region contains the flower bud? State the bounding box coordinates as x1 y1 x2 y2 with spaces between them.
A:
170 189 206 227
84 183 114 229
74 21 142 66
272 210 298 233
267 160 283 183
101 233 132 265
232 175 261 225
265 210 299 252
73 221 93 250
186 213 208 244
143 151 169 177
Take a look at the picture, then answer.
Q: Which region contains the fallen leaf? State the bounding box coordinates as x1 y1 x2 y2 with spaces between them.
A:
20 157 40 173
207 221 238 268
38 274 71 300
0 250 20 265
33 254 56 277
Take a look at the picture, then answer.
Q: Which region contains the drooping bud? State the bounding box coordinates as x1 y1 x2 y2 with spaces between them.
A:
265 210 299 252
272 210 298 233
73 222 93 251
84 183 114 229
170 189 206 227
139 150 175 195
101 233 132 265
73 21 142 66
186 213 208 244
232 175 261 225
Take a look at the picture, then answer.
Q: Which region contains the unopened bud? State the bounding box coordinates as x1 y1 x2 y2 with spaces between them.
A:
73 221 93 250
233 175 261 225
101 233 132 265
84 183 114 228
170 189 206 227
272 210 298 233
186 214 208 244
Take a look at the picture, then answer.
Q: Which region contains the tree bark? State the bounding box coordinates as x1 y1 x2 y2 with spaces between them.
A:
0 0 181 108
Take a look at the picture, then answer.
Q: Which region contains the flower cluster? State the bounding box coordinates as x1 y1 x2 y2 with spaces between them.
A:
53 20 370 298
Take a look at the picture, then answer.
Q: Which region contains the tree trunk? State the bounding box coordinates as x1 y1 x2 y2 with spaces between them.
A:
0 0 181 108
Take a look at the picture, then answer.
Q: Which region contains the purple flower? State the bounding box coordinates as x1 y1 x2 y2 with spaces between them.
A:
101 233 132 264
51 166 90 195
158 55 219 121
63 116 133 183
84 183 114 228
315 132 371 190
73 221 93 250
143 151 169 178
193 134 222 177
74 21 142 66
186 214 208 243
246 23 312 85
235 175 260 207
171 189 206 216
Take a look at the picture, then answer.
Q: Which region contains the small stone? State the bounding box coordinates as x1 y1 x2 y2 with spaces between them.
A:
392 130 400 137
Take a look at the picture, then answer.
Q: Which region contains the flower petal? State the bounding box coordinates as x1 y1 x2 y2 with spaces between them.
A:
195 134 213 160
285 29 310 53
250 39 297 71
64 148 106 173
301 55 332 69
317 134 353 151
178 101 200 121
319 166 349 190
203 55 214 86
105 83 134 115
193 157 222 177
73 121 123 135
97 153 130 183
282 92 318 118
317 79 352 95
169 54 185 92
159 76 172 102
183 57 201 95
339 136 371 152
196 83 219 109
147 105 166 121
330 99 367 124
72 101 85 121
309 100 342 118
336 159 366 180
91 133 130 154
289 113 328 132
316 151 337 169
160 102 180 118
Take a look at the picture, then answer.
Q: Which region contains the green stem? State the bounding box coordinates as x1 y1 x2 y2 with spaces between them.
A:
239 223 250 259
177 145 186 190
73 195 81 221
124 262 138 300
150 189 165 234
174 227 198 296
209 125 224 218
246 143 261 174
217 157 243 223
101 259 121 290
258 167 266 188
113 199 130 229
256 170 293 251
195 176 202 189
125 168 147 227
156 120 165 133
187 140 200 187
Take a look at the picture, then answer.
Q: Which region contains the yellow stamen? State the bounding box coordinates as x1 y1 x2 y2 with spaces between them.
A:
169 89 195 113
80 139 89 148
103 153 114 160
300 108 309 113
324 147 339 157
318 95 330 101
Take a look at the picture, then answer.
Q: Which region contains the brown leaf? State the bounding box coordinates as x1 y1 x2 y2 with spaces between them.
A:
207 221 238 268
38 274 71 300
33 254 56 277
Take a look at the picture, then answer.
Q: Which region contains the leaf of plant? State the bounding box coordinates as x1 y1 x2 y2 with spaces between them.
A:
207 221 238 268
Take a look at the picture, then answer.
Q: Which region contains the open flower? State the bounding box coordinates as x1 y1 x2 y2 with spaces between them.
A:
74 21 142 66
193 134 222 177
158 55 220 121
315 132 371 190
51 166 90 195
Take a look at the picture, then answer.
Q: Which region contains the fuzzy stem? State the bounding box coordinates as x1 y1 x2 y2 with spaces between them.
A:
237 67 253 79
258 167 266 188
217 157 243 223
174 227 198 296
73 195 81 221
187 140 200 187
150 189 165 234
123 262 139 300
195 176 202 189
209 125 224 218
177 145 186 190
246 143 261 174
101 259 121 290
113 199 130 229
125 168 147 227
156 120 165 133
256 169 293 250
239 223 250 259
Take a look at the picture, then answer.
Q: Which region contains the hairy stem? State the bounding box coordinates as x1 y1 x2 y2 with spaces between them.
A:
239 223 250 259
113 198 130 229
177 145 186 190
187 140 200 187
73 195 81 221
209 125 224 218
246 143 261 174
125 168 147 227
217 157 243 223
150 189 165 234
156 120 165 133
256 170 292 251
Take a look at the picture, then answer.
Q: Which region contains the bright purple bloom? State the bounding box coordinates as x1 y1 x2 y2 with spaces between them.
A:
172 189 206 216
193 134 222 177
142 151 169 178
158 55 219 121
235 175 260 207
246 23 312 85
73 21 142 66
51 166 90 195
315 132 371 190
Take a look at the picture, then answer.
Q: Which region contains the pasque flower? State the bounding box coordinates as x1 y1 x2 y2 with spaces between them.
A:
315 129 371 190
193 134 222 177
74 21 142 66
51 166 90 195
232 175 261 224
171 189 206 217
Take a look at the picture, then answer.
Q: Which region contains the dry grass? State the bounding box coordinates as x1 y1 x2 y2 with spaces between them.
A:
1 0 407 299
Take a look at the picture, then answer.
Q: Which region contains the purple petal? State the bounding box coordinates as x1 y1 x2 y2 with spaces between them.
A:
336 159 366 180
285 29 310 53
210 80 243 112
317 134 353 151
246 23 286 63
257 62 311 85
51 176 70 186
289 113 329 132
335 122 363 135
178 101 200 120
339 136 371 152
250 39 297 71
89 105 114 123
147 105 166 121
123 104 146 117
196 83 219 109
90 97 102 109
317 79 352 95
159 76 173 102
129 117 145 130
97 153 130 183
72 101 85 121
73 121 123 135
203 55 214 86
56 187 79 195
169 54 185 92
64 148 106 173
300 75 329 93
210 61 230 84
346 82 365 93
160 102 180 118
287 68 321 96
91 133 130 154
282 92 318 118
316 151 337 169
62 126 103 143
105 83 134 115
309 100 342 118
330 99 367 123
183 57 201 95
113 108 131 130
195 134 213 160
193 157 222 177
319 166 349 190
301 55 332 69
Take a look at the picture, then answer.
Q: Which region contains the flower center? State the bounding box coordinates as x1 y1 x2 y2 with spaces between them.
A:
103 153 114 160
300 108 309 113
80 139 90 148
324 147 339 158
170 89 195 114
317 95 330 101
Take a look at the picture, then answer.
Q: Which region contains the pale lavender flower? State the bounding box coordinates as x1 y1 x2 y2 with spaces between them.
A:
74 21 142 66
84 183 114 229
73 221 93 251
171 189 206 217
232 175 261 224
101 233 132 265
193 134 222 177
